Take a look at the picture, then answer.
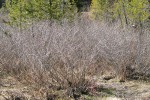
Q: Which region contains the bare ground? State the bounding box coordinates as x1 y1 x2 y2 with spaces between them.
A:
1 75 150 100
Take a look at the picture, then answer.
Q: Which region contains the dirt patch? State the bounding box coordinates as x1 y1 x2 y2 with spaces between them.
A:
1 76 150 100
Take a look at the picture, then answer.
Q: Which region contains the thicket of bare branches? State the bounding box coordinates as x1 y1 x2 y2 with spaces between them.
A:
0 17 150 98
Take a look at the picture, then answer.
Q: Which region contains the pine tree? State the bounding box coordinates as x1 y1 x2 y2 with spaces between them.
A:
126 0 149 25
90 0 114 21
90 0 149 26
5 0 77 26
113 0 129 26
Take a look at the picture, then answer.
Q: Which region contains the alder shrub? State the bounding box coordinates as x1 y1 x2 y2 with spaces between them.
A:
0 18 150 97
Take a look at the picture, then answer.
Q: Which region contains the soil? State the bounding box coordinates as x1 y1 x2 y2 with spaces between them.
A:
1 75 150 100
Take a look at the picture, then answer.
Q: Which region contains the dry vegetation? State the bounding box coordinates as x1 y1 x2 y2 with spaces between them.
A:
0 15 150 99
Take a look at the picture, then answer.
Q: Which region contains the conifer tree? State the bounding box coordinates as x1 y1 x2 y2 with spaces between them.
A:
126 0 149 25
90 0 149 26
5 0 77 25
90 0 114 21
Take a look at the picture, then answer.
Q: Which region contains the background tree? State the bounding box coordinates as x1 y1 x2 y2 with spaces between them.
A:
90 0 149 26
126 0 149 25
5 0 77 26
90 0 115 22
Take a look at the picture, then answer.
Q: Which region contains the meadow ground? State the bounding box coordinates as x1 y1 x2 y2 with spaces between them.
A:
1 74 150 100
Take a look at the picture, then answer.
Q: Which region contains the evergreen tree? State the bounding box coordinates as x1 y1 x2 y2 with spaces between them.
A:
5 0 77 25
126 0 149 25
90 0 114 21
90 0 149 26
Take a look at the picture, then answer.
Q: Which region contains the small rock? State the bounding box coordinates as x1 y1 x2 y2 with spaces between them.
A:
103 76 115 80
